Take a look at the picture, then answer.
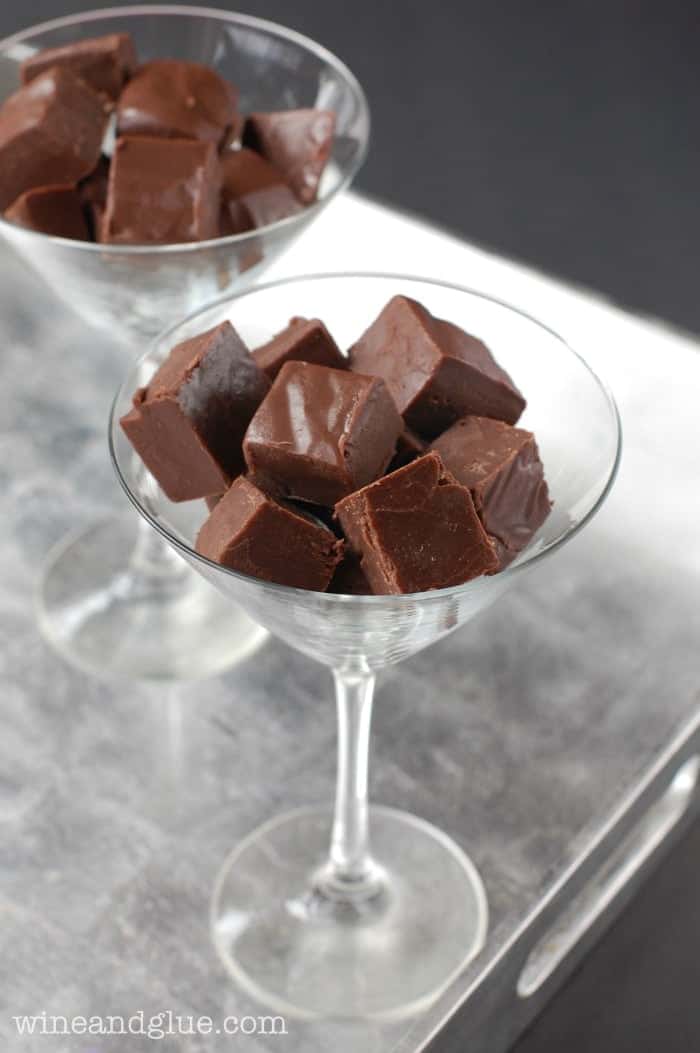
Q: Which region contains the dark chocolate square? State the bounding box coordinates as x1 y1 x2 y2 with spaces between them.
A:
219 148 301 234
349 295 526 437
196 476 343 590
430 415 551 563
102 136 221 244
20 32 137 100
243 109 335 204
252 317 346 379
117 60 237 145
244 361 403 506
0 67 110 210
335 451 498 594
4 184 90 240
121 321 270 501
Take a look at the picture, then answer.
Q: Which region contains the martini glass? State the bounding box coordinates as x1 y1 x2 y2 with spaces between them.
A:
0 6 369 680
111 274 621 1018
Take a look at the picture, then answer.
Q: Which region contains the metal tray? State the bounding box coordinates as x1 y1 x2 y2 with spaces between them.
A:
1 196 699 1052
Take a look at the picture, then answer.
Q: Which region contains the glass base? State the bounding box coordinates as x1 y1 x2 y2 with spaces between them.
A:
211 805 488 1020
36 515 268 682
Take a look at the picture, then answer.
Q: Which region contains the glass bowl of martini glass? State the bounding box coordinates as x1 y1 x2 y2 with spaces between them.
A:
0 5 369 680
110 273 621 1019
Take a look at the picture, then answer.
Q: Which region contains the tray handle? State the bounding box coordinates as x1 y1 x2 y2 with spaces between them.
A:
517 754 700 998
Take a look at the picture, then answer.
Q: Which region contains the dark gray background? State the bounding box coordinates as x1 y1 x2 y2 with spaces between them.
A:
2 2 699 1050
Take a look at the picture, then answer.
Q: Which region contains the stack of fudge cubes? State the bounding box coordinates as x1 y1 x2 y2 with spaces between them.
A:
121 295 552 595
0 32 334 243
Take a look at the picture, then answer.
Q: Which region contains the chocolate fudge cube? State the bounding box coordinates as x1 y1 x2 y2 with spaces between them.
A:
219 148 301 234
228 185 300 231
243 109 335 204
252 317 346 380
4 184 89 240
196 476 343 591
120 321 270 501
349 295 526 437
430 415 551 563
102 136 221 244
0 67 110 210
20 32 137 99
244 361 403 506
117 60 237 145
335 451 498 594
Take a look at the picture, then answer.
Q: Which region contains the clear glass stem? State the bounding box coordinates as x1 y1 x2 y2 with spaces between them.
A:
120 457 191 595
127 457 190 584
129 514 189 581
323 668 381 899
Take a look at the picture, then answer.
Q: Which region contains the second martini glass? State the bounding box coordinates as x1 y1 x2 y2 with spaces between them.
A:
0 5 369 680
111 274 621 1018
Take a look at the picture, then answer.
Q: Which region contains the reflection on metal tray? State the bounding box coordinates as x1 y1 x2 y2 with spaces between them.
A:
1 195 699 1053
